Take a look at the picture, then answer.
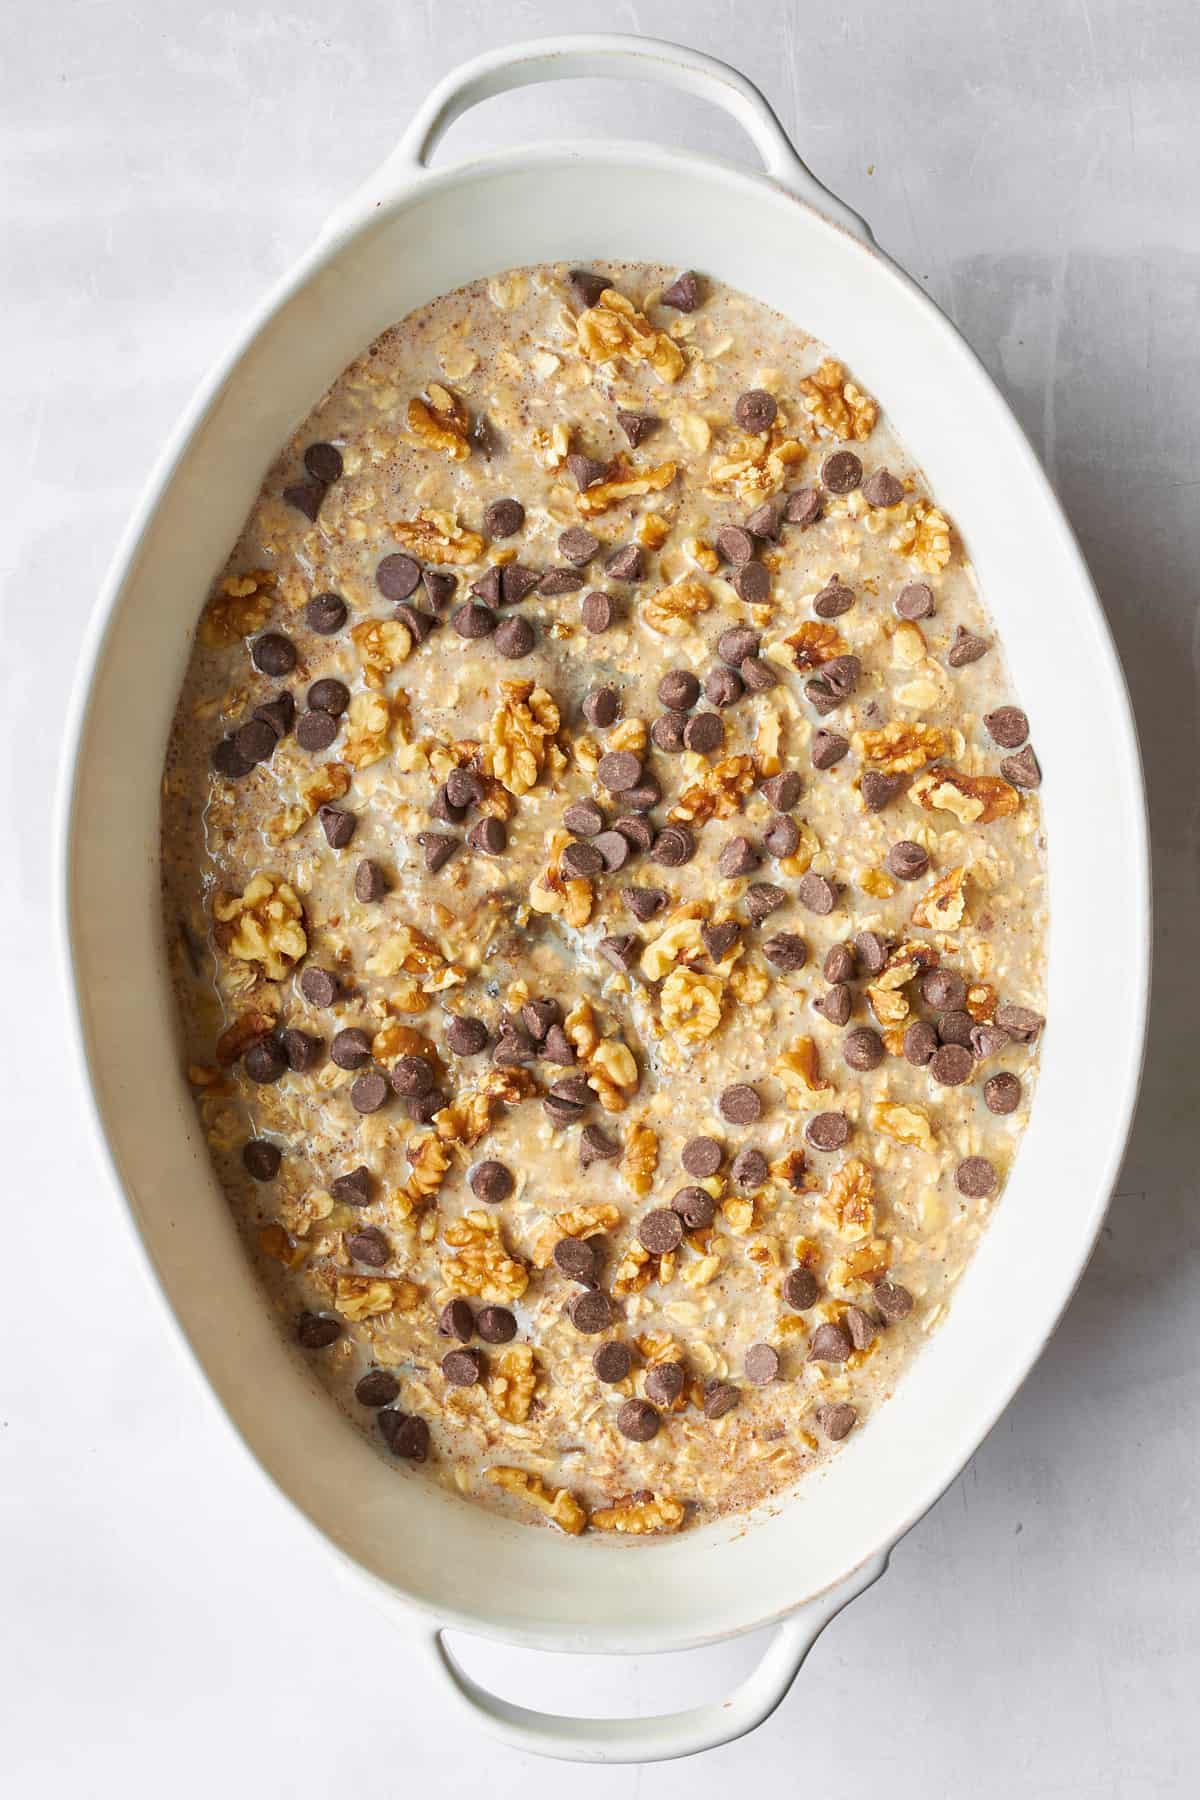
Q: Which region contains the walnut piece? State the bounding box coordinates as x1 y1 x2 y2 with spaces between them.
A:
782 619 848 670
485 1467 587 1535
564 997 639 1111
668 753 756 825
213 874 307 982
910 766 1020 825
774 1035 831 1105
591 1493 686 1535
641 575 714 636
434 1066 537 1149
351 617 413 688
707 426 806 503
890 500 952 572
341 690 395 770
407 384 471 460
441 1210 530 1303
854 719 948 775
823 1158 877 1241
488 1345 538 1424
575 288 685 383
389 509 485 565
396 1133 453 1212
798 358 878 441
200 570 274 649
483 681 561 797
265 761 352 843
334 1274 420 1321
530 831 594 928
622 1119 660 1197
872 1100 937 1153
576 455 679 519
214 1007 277 1066
659 967 724 1044
912 864 968 930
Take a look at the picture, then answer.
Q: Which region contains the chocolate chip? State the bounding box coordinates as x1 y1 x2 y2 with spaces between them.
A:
763 772 803 812
843 1027 884 1072
784 486 823 527
808 1321 852 1363
469 1159 513 1204
937 1009 975 1048
622 885 666 923
948 625 989 667
862 468 905 507
704 1379 740 1419
604 544 643 584
730 1146 769 1189
797 872 838 915
783 1266 820 1310
242 1139 281 1181
438 1018 484 1065
355 1369 400 1408
615 814 656 850
593 1341 632 1383
296 968 336 1012
567 453 610 493
297 1311 341 1348
816 982 852 1026
452 601 496 640
681 1136 723 1179
638 1208 684 1255
887 840 930 881
645 1361 686 1406
580 689 622 735
683 711 724 755
579 1124 620 1167
956 1155 997 1198
589 830 628 874
854 930 889 976
651 825 694 867
806 1111 851 1151
234 716 281 766
745 497 785 539
576 588 617 636
538 569 583 596
483 497 524 539
438 1299 476 1344
554 1236 599 1285
743 658 779 696
415 831 457 873
284 480 326 521
281 1028 323 1073
542 1024 576 1065
494 1029 534 1071
408 1090 445 1125
319 805 356 848
971 1023 1011 1059
745 881 786 922
671 1184 716 1230
733 562 771 604
345 1225 389 1268
352 858 387 904
568 268 608 309
467 817 507 856
1001 745 1042 789
330 1027 372 1072
821 451 862 493
249 632 295 679
494 615 534 658
701 920 741 963
716 526 756 566
735 389 777 432
304 679 346 719
379 1410 429 1460
930 1043 973 1086
814 579 855 619
294 709 338 753
818 1402 858 1442
763 932 808 971
520 999 561 1043
895 581 934 620
984 706 1029 749
396 601 438 643
824 943 855 983
500 565 539 606
559 526 600 565
374 553 420 601
306 591 347 634
301 442 341 486
617 408 660 446
718 626 760 668
331 1165 372 1208
442 1348 483 1387
423 569 457 610
719 1083 762 1125
476 1306 517 1344
861 769 903 812
243 1036 286 1084
597 934 637 974
391 1055 434 1099
920 968 966 1010
744 1344 779 1386
570 1289 614 1334
470 566 503 606
654 261 700 309
439 769 480 812
349 1071 388 1114
994 1003 1044 1042
705 664 743 708
874 1280 914 1323
595 751 639 793
843 1304 876 1352
903 1021 938 1066
812 728 849 769
718 835 759 879
984 1071 1023 1115
211 734 254 779
617 1397 660 1440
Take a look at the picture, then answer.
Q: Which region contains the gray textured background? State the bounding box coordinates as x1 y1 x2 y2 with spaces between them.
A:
4 2 1197 1792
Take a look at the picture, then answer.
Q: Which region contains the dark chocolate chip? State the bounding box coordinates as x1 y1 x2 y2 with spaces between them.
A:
895 581 934 620
651 826 695 868
730 1146 769 1189
297 1311 341 1348
284 480 326 521
295 709 339 753
499 564 539 606
741 657 777 692
476 1306 517 1345
617 1397 660 1440
281 1028 323 1073
903 1021 938 1066
467 817 507 856
843 1027 884 1071
234 716 281 766
243 1036 287 1084
716 526 757 567
814 579 855 619
816 982 852 1026
920 968 966 1010
305 678 348 717
808 1322 852 1363
797 872 838 914
354 858 387 904
614 814 655 851
645 1361 686 1406
638 1208 684 1255
484 497 525 539
956 1155 997 1198
306 591 347 634
824 942 855 982
559 526 600 565
378 1410 429 1460
937 1009 976 1048
346 1226 390 1268
887 840 930 881
390 1055 433 1098
984 706 1029 749
597 750 642 793
376 553 421 601
948 625 989 667
783 1267 820 1311
821 451 862 493
701 920 741 962
616 407 660 447
318 804 356 848
415 831 458 873
521 999 561 1042
745 497 785 539
494 615 534 658
442 1348 483 1387
593 829 631 872
817 1402 857 1441
446 1015 488 1058
930 1043 973 1086
745 1343 780 1385
469 1159 513 1204
599 932 639 971
567 453 610 493
762 770 803 810
579 1124 620 1167
355 1369 400 1408
704 1379 740 1419
542 1024 576 1065
705 664 744 708
861 769 903 811
211 735 255 780
735 389 777 432
784 486 823 527
605 544 643 583
763 932 808 971
570 1289 614 1334
554 1236 599 1286
623 884 667 921
251 632 296 678
718 626 760 668
331 1166 372 1207
971 1023 1012 1059
452 601 496 640
681 1136 723 1178
422 569 457 610
806 1111 851 1151
305 442 343 484
593 1341 633 1383
683 711 724 755
812 728 849 769
583 685 621 730
538 568 584 597
568 269 608 309
733 562 771 604
1001 745 1041 789
984 1071 1023 1115
660 270 701 311
649 710 686 754
862 468 905 507
718 835 759 878
242 1139 281 1181
719 1083 762 1124
994 1003 1044 1042
331 1027 372 1071
745 881 786 922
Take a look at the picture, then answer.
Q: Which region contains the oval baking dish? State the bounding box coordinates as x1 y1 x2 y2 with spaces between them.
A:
58 35 1149 1764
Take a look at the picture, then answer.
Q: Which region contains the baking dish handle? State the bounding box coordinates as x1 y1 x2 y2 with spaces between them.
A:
322 35 873 246
423 1551 888 1764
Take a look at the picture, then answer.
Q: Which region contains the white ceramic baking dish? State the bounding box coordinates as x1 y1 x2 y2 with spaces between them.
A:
58 35 1150 1765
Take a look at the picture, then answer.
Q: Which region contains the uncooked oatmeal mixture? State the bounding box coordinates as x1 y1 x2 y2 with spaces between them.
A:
162 262 1047 1540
